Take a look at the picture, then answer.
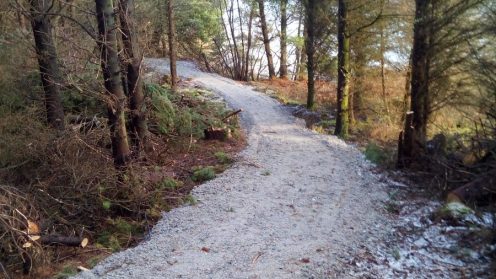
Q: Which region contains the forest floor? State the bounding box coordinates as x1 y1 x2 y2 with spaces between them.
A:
74 59 492 278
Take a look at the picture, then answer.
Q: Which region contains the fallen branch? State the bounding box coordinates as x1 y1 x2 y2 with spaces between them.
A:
222 109 243 122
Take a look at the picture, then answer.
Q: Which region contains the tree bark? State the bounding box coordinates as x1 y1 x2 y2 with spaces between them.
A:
257 0 275 80
167 0 177 91
95 0 131 167
279 0 288 79
236 0 246 80
397 111 415 168
410 0 430 144
401 53 413 124
335 0 350 138
304 0 316 109
218 0 236 79
118 0 148 151
293 7 302 81
298 22 307 81
29 0 65 131
398 0 430 165
244 4 255 81
227 0 242 79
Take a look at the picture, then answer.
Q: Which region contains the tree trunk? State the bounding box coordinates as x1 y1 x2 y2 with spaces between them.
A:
201 52 212 72
401 53 413 124
298 22 307 81
226 0 241 79
335 0 350 138
244 4 255 81
399 0 430 165
304 0 316 109
410 0 429 143
257 0 275 80
397 111 415 168
294 6 302 81
95 0 131 167
151 20 165 55
380 21 391 124
218 0 236 79
236 0 246 80
167 0 177 91
118 0 148 151
29 0 65 131
279 0 288 79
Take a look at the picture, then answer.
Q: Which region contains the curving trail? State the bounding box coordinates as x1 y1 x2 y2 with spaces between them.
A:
76 59 388 279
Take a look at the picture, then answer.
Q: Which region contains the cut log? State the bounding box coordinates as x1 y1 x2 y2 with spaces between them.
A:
77 266 90 272
447 170 496 205
38 236 89 248
204 127 231 141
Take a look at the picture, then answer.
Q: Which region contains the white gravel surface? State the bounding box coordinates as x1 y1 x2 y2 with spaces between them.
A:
75 58 389 279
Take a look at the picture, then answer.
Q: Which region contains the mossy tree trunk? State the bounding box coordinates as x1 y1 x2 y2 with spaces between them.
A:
95 0 131 167
167 0 177 91
335 0 350 138
118 0 148 151
257 0 275 80
29 0 65 131
304 0 316 109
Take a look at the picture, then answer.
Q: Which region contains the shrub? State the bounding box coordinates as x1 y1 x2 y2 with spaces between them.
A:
182 194 198 205
191 166 216 182
214 151 232 164
174 109 193 137
148 89 176 135
157 177 182 190
61 88 102 114
364 142 393 166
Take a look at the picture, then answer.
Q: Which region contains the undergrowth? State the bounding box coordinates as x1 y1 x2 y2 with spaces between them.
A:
0 80 243 277
191 166 216 182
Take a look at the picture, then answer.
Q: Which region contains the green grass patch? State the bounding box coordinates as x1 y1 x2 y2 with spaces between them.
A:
191 166 216 182
156 177 182 190
214 151 232 164
183 194 198 205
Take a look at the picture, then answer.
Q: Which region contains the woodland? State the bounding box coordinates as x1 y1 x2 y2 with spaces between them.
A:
0 0 495 277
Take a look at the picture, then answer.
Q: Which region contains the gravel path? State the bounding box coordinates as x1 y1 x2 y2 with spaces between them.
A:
76 59 389 279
